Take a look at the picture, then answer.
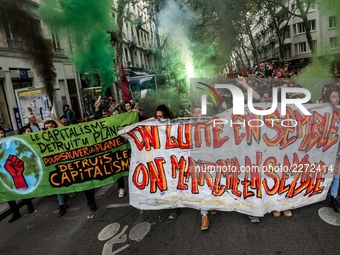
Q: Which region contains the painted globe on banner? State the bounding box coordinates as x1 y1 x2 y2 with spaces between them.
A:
0 137 42 194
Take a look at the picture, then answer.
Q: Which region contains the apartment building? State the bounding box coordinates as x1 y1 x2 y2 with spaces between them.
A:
0 0 159 133
112 0 159 73
250 1 340 71
0 0 82 133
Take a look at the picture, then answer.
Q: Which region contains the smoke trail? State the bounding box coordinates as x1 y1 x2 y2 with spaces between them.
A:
38 0 115 94
158 0 196 85
6 4 56 103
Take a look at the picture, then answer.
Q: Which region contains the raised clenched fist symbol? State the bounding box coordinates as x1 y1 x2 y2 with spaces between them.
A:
4 155 28 190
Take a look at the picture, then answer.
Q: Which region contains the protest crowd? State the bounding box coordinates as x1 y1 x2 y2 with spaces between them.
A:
1 67 340 232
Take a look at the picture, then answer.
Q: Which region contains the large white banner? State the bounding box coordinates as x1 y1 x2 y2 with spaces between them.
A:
119 104 340 216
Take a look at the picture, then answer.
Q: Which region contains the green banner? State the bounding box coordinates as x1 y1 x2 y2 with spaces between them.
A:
0 112 139 202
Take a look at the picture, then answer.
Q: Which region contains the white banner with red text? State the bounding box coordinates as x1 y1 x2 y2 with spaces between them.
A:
119 103 340 216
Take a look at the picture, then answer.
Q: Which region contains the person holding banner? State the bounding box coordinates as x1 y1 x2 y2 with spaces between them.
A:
51 114 75 199
51 113 72 128
77 118 97 212
323 89 340 109
191 106 217 229
0 125 35 223
316 84 335 103
94 100 126 198
330 154 340 213
43 120 68 216
154 104 180 220
323 89 340 212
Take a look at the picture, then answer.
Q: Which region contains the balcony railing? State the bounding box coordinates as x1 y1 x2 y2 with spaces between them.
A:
7 38 23 49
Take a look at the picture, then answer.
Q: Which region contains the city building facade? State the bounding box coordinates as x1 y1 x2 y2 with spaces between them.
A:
248 1 340 72
0 0 160 133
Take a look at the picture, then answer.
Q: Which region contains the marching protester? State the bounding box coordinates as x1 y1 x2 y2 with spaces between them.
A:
50 112 76 199
27 114 40 132
43 119 68 216
0 125 35 223
113 104 124 115
63 104 75 124
94 100 126 198
322 89 340 109
316 84 335 103
82 112 90 122
78 116 97 212
118 99 126 113
323 89 340 212
235 76 293 218
190 106 217 230
59 114 75 198
107 96 117 114
20 125 33 134
125 101 133 112
154 104 180 220
59 115 70 126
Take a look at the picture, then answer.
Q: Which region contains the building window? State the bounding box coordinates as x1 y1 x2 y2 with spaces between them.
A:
293 22 306 35
294 42 307 54
308 3 316 11
124 48 129 63
1 9 13 40
330 37 338 49
329 16 337 28
0 81 13 131
52 32 64 55
309 20 316 31
1 8 23 49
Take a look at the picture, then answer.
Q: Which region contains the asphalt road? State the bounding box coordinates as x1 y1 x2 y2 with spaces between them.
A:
1 178 339 255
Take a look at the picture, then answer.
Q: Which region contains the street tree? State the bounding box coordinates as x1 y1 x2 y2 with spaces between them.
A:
266 0 318 54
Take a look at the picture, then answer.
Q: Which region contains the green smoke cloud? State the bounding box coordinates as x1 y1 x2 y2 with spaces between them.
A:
193 43 217 78
38 0 115 94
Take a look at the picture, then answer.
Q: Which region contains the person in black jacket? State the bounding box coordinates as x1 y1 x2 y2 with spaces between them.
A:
94 100 126 198
0 125 35 223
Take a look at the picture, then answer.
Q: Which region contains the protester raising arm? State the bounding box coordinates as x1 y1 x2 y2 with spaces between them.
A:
236 75 261 101
94 100 103 120
50 113 64 127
